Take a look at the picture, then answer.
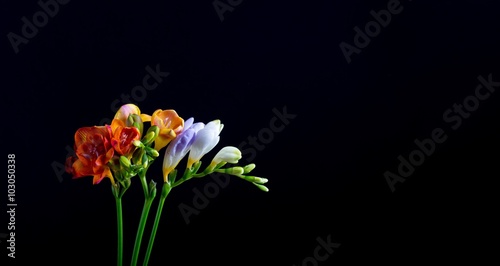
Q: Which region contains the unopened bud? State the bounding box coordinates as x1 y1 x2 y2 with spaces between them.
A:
127 113 135 127
242 175 268 184
243 164 256 174
133 140 143 147
130 114 144 135
142 131 156 146
148 180 157 199
225 167 245 175
253 183 269 192
132 148 145 165
119 156 131 169
146 147 160 158
142 153 149 168
149 125 160 136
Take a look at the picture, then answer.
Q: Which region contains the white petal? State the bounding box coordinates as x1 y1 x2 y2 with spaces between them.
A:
212 146 242 164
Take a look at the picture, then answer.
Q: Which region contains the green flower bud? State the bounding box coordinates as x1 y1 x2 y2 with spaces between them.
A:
148 180 157 199
142 153 149 168
146 147 160 158
127 113 135 126
149 125 160 136
119 155 131 169
133 139 143 147
242 175 268 184
253 183 269 192
141 125 159 146
224 166 245 175
243 163 256 174
132 148 145 165
142 131 156 146
126 113 143 134
130 114 144 136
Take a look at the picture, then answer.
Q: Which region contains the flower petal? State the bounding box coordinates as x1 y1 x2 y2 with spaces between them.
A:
110 118 126 134
162 128 196 181
151 109 184 151
114 104 141 122
187 120 222 167
140 113 151 122
70 125 114 185
92 166 114 185
112 126 140 156
154 128 176 151
74 126 110 147
211 146 242 165
71 159 94 178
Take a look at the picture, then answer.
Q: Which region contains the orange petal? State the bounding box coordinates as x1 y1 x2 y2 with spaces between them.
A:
92 166 114 185
75 126 111 147
65 155 77 175
111 118 126 134
152 110 182 127
71 159 94 178
112 127 140 156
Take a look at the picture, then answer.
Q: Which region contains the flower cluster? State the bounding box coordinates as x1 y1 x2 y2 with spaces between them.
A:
65 103 268 190
64 103 268 265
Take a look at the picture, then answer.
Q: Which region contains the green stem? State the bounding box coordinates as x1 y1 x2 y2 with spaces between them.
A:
131 197 154 265
172 167 194 188
140 170 149 198
143 183 172 266
115 196 123 266
131 171 155 266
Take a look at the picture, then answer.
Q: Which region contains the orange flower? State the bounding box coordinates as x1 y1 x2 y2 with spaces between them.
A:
108 104 145 157
111 125 140 157
151 109 184 151
66 126 115 185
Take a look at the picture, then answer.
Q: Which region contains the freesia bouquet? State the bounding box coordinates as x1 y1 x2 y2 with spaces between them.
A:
65 103 268 265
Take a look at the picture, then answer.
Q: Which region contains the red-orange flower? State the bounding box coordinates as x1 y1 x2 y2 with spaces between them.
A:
111 124 140 157
66 126 115 185
107 104 144 157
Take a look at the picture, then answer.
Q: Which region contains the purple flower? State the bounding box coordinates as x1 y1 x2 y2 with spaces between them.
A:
162 118 203 182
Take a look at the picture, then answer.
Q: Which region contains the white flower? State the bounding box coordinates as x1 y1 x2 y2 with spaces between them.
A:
211 146 242 165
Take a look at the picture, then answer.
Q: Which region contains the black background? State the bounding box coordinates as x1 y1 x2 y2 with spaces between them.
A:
2 0 499 265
